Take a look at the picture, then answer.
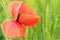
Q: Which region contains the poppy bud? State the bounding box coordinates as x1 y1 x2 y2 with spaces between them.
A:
2 19 25 38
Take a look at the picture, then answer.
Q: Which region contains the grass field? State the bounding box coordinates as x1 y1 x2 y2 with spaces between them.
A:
0 0 60 40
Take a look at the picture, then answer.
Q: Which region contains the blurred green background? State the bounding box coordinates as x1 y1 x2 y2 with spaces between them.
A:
0 0 60 40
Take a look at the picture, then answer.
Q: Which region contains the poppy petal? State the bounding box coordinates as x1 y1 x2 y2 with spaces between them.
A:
8 1 36 20
8 1 22 20
18 14 40 26
2 19 25 38
19 2 36 15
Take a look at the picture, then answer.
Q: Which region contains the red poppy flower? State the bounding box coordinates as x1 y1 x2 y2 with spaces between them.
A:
8 1 40 26
2 19 25 38
1 1 40 38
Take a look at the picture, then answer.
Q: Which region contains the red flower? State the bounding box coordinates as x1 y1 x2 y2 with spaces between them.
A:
2 1 40 38
8 1 40 26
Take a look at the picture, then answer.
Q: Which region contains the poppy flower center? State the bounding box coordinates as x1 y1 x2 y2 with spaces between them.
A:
16 13 20 21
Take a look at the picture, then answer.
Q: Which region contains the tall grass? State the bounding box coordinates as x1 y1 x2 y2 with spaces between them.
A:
0 0 60 40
